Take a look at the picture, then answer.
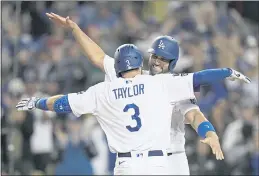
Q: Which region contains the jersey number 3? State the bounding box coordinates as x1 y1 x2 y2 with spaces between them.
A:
123 103 142 132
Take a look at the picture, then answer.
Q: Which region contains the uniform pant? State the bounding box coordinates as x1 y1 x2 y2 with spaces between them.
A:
168 152 190 175
114 150 170 175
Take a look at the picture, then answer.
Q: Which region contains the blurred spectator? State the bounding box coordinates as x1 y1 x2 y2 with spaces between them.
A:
1 106 9 173
14 110 34 175
210 99 233 138
190 139 229 175
251 129 259 176
82 115 109 175
29 110 55 173
13 74 55 174
59 41 89 93
117 5 148 43
54 115 93 175
222 104 258 175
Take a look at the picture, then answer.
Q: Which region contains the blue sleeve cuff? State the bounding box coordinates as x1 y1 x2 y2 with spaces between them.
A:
53 95 72 113
35 98 49 110
197 121 216 138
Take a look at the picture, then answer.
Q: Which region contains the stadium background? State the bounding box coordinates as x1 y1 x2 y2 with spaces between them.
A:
1 1 258 175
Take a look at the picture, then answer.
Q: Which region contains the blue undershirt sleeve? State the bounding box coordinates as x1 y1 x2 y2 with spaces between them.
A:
193 68 232 89
53 95 72 113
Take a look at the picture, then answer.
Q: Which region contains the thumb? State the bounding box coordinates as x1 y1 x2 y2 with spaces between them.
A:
66 16 70 22
200 138 209 144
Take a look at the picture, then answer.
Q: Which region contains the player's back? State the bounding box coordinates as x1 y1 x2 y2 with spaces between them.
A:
94 74 174 153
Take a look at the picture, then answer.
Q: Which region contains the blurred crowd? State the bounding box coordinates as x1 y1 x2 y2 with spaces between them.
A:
1 1 258 175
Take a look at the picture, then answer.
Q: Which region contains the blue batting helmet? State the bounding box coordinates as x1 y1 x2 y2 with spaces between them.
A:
148 36 179 73
114 44 143 77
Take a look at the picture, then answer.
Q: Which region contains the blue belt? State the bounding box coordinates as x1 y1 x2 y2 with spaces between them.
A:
118 150 171 157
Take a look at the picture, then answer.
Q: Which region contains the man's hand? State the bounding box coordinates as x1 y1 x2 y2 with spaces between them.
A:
16 97 39 111
227 68 251 83
200 131 224 160
46 12 77 30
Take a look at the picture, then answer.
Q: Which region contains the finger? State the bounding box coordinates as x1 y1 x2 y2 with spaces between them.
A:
65 16 70 22
47 15 58 21
217 151 222 160
16 103 26 108
215 151 219 160
221 151 225 160
218 147 224 160
210 144 216 155
200 139 207 144
16 107 26 111
238 74 250 84
245 76 251 83
215 147 224 160
213 149 219 160
212 147 216 155
16 101 27 106
218 151 223 160
20 100 29 104
51 12 63 20
18 99 29 104
49 13 60 21
50 12 58 16
16 101 25 106
16 104 25 109
46 13 54 18
21 98 30 101
218 152 223 160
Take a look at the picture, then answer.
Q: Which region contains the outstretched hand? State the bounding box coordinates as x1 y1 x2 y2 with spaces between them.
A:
16 97 39 111
46 12 77 30
200 133 224 160
227 68 251 84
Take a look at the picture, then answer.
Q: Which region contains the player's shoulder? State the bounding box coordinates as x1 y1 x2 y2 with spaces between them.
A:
104 54 115 61
90 81 107 92
153 73 174 79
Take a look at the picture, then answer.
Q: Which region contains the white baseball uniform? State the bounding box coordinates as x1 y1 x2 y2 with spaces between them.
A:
103 55 199 175
68 67 195 175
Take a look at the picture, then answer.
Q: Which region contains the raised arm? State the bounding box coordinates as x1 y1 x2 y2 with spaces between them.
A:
46 13 106 71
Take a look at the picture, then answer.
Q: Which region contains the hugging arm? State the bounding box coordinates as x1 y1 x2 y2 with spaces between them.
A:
185 109 224 160
193 68 251 89
177 99 224 160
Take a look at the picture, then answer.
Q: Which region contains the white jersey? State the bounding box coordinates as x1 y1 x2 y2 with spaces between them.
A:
103 55 199 152
68 71 195 154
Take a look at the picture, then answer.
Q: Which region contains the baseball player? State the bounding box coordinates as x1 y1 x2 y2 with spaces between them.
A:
46 13 251 175
16 44 200 175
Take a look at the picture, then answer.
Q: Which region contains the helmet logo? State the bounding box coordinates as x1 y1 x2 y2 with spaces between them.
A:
126 60 132 69
158 40 165 50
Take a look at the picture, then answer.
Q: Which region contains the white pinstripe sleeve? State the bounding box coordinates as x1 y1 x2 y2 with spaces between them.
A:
103 55 117 82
